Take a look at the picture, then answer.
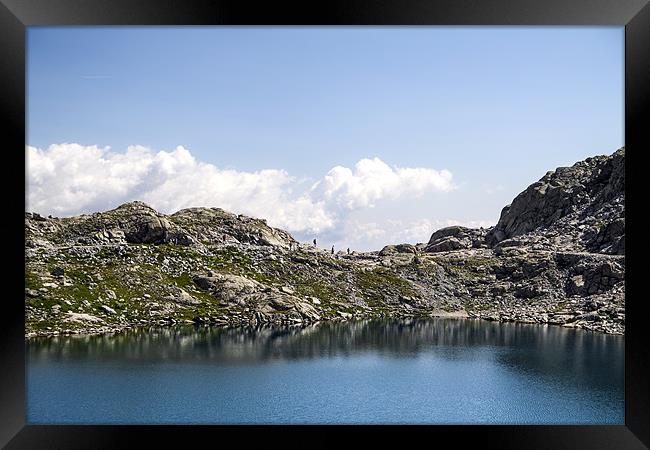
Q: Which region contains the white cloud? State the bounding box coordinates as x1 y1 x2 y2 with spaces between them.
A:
317 157 454 209
27 144 153 216
388 218 495 244
26 143 466 248
347 221 387 242
324 218 496 252
27 143 335 233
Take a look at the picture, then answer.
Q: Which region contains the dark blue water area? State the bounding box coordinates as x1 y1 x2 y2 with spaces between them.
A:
27 318 624 424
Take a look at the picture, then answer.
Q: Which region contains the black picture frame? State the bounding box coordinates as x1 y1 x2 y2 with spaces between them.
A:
2 0 648 448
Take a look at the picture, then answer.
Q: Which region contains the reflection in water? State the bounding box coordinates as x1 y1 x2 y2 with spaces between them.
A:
27 319 624 424
29 318 622 363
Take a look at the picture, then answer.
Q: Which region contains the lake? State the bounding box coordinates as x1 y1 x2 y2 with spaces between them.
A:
27 318 624 424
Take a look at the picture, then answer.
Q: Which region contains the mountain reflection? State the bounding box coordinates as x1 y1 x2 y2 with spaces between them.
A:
28 319 623 388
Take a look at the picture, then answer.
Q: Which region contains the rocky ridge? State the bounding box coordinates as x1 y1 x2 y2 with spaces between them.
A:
25 148 625 337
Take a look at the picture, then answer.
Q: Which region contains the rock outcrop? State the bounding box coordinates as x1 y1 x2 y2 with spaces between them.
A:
25 148 625 337
26 201 195 247
486 148 624 254
379 244 417 256
171 207 297 248
425 226 488 253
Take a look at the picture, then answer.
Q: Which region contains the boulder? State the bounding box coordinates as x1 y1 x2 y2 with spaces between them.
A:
99 305 117 315
164 287 201 306
426 237 464 253
379 243 417 256
193 273 262 305
424 226 488 253
64 312 105 324
566 274 585 295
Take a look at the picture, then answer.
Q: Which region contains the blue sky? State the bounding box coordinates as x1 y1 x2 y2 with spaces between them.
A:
26 27 623 250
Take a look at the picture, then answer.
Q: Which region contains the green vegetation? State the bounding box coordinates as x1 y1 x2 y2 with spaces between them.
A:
27 237 440 335
353 267 418 307
464 302 493 312
552 301 568 313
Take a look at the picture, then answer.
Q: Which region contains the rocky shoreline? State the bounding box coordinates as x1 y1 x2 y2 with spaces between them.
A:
25 311 617 340
25 148 625 337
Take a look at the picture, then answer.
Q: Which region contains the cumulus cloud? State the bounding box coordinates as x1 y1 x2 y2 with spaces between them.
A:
323 218 495 252
27 144 153 216
388 218 495 243
27 143 335 233
26 143 461 246
317 157 454 209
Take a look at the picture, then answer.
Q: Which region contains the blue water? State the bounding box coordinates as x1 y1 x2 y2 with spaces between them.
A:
27 318 624 424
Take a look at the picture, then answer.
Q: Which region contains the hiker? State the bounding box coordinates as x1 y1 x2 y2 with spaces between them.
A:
347 248 350 255
331 245 335 255
313 238 317 246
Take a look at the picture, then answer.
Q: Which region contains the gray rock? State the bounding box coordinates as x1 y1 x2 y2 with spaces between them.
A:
379 244 417 256
100 305 117 315
269 296 293 311
280 286 295 294
64 312 105 324
427 237 465 253
170 206 297 248
566 274 585 295
164 287 201 306
425 226 488 253
487 148 624 255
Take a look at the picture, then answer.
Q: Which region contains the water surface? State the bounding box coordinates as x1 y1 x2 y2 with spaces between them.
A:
27 318 624 424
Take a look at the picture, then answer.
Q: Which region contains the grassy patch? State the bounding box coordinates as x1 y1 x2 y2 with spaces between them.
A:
354 267 417 307
295 280 338 303
167 272 221 305
25 270 43 290
355 267 415 293
464 302 493 312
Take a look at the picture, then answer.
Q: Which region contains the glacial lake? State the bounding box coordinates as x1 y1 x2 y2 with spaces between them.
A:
27 318 624 424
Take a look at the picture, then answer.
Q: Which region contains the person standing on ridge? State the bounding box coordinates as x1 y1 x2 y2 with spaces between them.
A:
313 238 317 246
331 245 335 255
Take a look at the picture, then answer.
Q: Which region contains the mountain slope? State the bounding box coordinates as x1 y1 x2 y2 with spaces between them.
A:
488 147 624 254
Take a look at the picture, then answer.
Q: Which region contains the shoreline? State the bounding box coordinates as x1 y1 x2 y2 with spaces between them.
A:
25 311 624 340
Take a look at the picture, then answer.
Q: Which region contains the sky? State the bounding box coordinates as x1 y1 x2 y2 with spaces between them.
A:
26 27 624 251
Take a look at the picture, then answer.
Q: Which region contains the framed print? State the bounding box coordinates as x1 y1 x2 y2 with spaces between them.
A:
1 0 649 448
